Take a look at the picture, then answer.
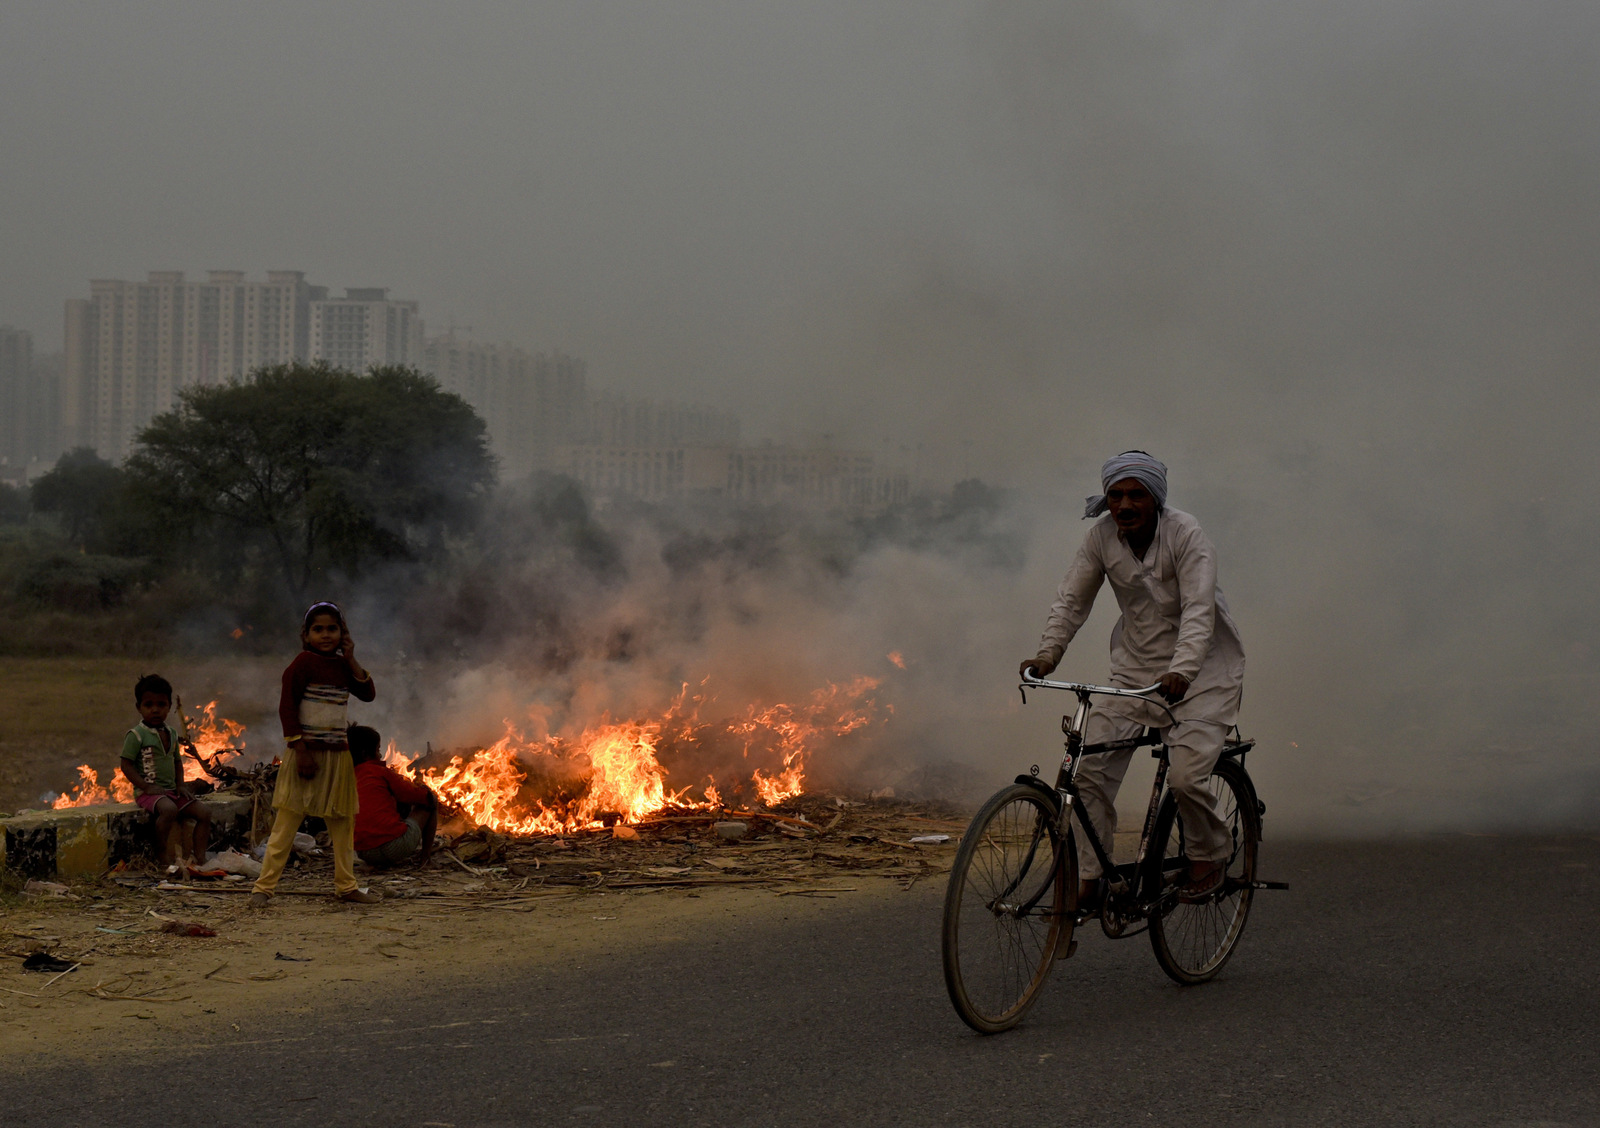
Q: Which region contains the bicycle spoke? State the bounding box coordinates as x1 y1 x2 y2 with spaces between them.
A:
1148 762 1258 984
943 786 1068 1031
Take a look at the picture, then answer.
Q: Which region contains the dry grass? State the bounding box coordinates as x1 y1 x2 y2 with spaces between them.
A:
0 657 150 812
0 656 283 814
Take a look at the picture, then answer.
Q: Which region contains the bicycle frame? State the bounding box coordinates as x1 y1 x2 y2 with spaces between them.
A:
1019 673 1180 911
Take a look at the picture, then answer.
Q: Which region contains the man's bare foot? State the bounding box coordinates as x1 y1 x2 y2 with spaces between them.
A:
247 892 271 909
337 888 381 904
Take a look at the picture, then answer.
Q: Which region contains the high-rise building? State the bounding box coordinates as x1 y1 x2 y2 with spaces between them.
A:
423 331 586 477
62 270 327 458
309 288 422 373
580 391 740 448
0 327 33 474
544 442 909 510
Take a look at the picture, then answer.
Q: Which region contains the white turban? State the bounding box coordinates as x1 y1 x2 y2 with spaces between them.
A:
1083 451 1168 519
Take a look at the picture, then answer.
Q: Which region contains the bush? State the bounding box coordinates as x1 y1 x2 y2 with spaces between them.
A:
13 553 153 612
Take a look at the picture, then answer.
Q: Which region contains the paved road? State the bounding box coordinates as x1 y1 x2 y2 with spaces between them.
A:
5 835 1598 1127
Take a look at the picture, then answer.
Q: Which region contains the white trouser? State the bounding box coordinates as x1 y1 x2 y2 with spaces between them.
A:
1073 709 1232 880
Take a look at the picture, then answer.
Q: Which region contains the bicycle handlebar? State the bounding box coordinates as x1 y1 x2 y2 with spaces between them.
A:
1017 670 1179 726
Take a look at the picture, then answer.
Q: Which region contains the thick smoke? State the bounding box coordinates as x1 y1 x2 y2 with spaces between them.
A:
327 480 1031 809
46 3 1600 832
853 4 1600 833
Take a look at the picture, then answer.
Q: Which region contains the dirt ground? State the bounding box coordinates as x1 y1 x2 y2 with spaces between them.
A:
1 657 977 1060
0 871 915 1059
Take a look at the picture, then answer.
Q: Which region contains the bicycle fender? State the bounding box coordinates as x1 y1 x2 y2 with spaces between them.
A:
1013 774 1062 812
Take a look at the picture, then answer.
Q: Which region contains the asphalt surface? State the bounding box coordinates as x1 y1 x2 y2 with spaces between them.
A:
4 835 1598 1127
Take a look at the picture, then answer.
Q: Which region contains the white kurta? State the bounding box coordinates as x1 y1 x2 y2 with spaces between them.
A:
1038 508 1245 729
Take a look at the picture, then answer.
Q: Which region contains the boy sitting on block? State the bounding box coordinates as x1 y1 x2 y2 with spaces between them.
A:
350 725 436 869
119 674 213 869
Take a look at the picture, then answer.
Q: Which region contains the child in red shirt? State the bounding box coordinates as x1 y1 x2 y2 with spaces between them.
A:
349 725 436 868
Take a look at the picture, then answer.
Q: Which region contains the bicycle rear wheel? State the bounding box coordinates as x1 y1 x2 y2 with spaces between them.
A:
1147 757 1259 985
942 783 1072 1033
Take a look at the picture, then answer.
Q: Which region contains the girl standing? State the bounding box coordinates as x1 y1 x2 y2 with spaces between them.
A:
249 602 380 906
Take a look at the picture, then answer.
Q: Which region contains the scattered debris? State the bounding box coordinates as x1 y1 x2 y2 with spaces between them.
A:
89 974 189 1003
4 795 968 925
201 849 262 879
21 952 77 974
274 952 311 962
23 880 75 899
160 921 217 938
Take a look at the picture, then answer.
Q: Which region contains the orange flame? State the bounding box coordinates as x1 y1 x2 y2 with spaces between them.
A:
739 677 881 806
393 676 883 835
183 699 248 763
49 699 248 809
45 680 883 834
50 765 135 808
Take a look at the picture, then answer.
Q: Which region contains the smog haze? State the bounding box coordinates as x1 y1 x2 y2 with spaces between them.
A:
5 2 1599 832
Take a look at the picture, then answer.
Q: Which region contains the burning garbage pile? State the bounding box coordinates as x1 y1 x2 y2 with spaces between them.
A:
40 674 964 900
47 675 906 834
389 676 886 836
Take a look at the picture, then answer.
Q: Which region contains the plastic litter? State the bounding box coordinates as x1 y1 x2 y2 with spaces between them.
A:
293 832 318 853
23 880 72 897
908 835 952 845
202 849 262 879
714 821 748 841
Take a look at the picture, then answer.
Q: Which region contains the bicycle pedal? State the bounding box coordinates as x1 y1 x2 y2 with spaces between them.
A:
1056 938 1078 961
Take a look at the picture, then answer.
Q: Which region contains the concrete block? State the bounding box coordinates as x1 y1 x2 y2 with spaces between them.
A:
2 794 254 880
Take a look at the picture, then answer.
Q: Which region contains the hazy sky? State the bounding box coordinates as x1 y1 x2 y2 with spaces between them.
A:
5 2 1599 472
10 2 1600 826
1 2 996 437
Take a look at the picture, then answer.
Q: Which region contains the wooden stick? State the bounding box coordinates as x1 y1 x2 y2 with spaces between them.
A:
439 851 482 875
775 887 858 896
159 886 325 897
42 963 80 989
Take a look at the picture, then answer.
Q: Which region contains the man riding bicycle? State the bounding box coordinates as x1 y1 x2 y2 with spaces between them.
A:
1020 451 1246 906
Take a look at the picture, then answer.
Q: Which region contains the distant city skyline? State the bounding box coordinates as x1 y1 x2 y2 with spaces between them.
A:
5 266 914 508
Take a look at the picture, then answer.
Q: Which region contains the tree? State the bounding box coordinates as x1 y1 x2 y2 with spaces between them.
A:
0 480 28 525
28 448 134 551
125 363 496 599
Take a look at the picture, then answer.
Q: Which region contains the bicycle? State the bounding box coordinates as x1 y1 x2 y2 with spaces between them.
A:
941 672 1286 1033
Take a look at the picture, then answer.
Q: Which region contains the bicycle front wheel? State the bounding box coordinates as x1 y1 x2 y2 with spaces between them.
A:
1146 757 1259 985
942 782 1072 1033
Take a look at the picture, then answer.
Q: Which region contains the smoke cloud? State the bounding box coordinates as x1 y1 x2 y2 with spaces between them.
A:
11 3 1600 831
